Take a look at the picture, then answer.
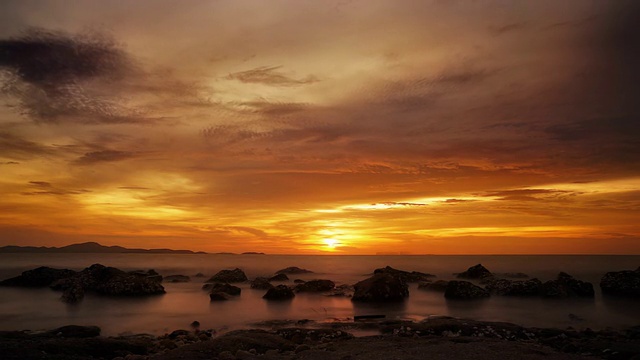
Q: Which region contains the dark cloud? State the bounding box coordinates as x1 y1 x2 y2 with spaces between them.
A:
0 131 53 159
0 28 164 124
74 150 136 165
226 66 320 86
22 180 90 196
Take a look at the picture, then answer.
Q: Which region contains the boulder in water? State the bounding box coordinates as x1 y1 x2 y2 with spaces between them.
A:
417 280 450 292
164 275 191 283
444 281 490 299
373 266 435 282
209 283 241 296
484 278 543 296
207 268 248 283
210 292 231 301
541 272 594 298
251 277 274 290
352 273 409 302
600 268 640 297
263 285 295 300
0 266 77 287
269 273 289 281
275 267 313 275
456 264 493 279
295 279 335 292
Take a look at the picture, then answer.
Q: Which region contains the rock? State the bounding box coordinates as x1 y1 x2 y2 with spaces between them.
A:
164 275 191 283
210 292 231 301
190 321 200 328
251 277 274 290
373 266 435 282
194 272 205 278
352 273 409 302
326 284 355 297
209 283 241 296
484 278 542 296
218 350 235 360
0 266 77 287
295 344 311 353
275 266 313 274
502 272 530 279
263 285 295 300
541 272 594 298
456 264 493 279
600 268 640 297
61 282 85 303
417 280 449 292
48 325 101 338
81 264 166 296
207 268 248 283
235 349 253 359
293 279 306 284
444 280 490 299
269 273 289 281
128 269 162 283
295 279 335 292
169 329 190 339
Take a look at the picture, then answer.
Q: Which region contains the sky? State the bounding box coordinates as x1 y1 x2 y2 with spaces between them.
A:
0 0 639 254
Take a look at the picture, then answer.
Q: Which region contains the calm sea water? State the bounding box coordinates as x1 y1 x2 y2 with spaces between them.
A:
0 254 638 336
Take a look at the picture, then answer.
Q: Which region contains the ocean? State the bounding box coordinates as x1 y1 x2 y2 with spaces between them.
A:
0 254 638 336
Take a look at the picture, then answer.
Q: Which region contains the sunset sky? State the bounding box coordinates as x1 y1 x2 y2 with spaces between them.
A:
0 0 639 254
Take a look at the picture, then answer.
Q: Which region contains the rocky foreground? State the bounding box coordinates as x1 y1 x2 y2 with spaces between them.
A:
2 317 640 360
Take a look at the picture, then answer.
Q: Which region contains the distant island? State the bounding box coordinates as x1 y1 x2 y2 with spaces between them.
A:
241 252 265 255
0 242 207 254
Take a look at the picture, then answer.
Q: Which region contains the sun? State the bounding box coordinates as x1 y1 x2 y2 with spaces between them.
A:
323 238 338 248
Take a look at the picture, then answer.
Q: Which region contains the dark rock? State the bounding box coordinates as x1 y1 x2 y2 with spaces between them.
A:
352 273 409 302
61 282 85 303
83 264 166 296
210 292 231 301
295 279 335 292
502 272 530 279
373 266 435 282
600 268 640 297
326 284 355 297
250 277 273 290
194 272 205 278
293 279 306 284
485 278 543 296
190 321 200 328
164 275 191 283
263 285 295 300
207 268 248 283
456 264 492 279
48 325 101 338
275 266 313 274
209 283 241 296
0 266 77 287
541 272 594 298
128 269 163 283
169 329 190 339
444 280 490 299
417 280 449 292
269 273 289 281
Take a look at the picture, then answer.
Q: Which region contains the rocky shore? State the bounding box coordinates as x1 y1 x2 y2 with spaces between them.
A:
2 317 639 360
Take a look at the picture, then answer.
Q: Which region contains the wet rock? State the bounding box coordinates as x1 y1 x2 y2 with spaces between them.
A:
128 269 162 283
61 282 85 303
352 273 409 302
600 268 640 297
373 266 436 282
263 285 295 300
275 266 313 274
269 273 289 281
456 264 492 279
164 275 191 283
326 284 355 297
207 268 248 283
541 272 594 298
209 283 241 296
210 292 231 301
485 278 543 296
417 280 449 292
48 325 101 338
0 266 77 287
444 280 490 299
251 277 274 290
295 279 335 292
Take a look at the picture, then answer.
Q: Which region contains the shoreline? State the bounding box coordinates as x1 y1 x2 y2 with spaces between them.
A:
2 316 639 360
